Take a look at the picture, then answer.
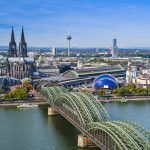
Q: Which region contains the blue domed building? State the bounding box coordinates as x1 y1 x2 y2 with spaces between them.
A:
93 74 118 90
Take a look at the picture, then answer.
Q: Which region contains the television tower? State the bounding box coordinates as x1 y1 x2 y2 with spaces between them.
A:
67 34 72 56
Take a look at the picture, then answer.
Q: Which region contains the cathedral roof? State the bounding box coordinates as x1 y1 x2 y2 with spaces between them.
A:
8 57 34 63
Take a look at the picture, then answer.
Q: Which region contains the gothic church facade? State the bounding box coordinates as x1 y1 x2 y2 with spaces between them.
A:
7 27 35 79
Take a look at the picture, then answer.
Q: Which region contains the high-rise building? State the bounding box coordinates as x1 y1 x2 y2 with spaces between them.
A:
112 38 117 58
52 46 56 56
19 27 27 57
8 27 17 57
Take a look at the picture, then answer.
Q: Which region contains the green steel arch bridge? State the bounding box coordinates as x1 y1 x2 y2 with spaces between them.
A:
40 86 150 150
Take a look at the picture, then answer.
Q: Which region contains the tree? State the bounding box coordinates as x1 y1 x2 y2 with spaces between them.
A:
22 80 32 92
133 87 147 95
127 83 136 90
3 93 12 100
3 87 28 100
148 88 150 95
112 88 120 95
113 84 148 96
13 87 28 100
112 87 130 96
97 89 105 96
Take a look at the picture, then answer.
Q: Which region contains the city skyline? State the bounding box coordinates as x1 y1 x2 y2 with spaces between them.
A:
1 0 150 47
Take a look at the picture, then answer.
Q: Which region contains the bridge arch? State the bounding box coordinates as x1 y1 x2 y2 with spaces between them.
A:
87 121 150 150
122 120 150 142
41 86 68 103
54 93 87 127
54 92 110 127
77 92 109 121
111 121 150 149
41 87 110 127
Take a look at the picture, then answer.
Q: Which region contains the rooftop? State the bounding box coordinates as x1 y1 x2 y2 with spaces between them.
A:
8 57 34 63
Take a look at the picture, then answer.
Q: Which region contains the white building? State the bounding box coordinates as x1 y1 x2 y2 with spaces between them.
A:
77 59 82 69
136 75 150 88
142 69 150 75
126 66 150 88
126 66 139 84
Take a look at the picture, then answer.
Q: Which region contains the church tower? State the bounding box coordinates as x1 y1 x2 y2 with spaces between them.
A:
8 27 17 57
19 27 27 57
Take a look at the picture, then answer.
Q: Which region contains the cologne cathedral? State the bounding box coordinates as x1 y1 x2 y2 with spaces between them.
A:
6 27 35 79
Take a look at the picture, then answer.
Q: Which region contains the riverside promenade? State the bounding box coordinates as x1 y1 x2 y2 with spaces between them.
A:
0 97 47 107
1 95 150 107
99 96 150 102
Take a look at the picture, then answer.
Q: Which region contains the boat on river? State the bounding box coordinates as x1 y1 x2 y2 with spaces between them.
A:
17 103 38 108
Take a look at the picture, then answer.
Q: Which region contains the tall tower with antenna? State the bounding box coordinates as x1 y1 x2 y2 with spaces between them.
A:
67 34 72 56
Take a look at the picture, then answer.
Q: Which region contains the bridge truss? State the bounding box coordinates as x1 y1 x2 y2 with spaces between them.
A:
41 86 150 150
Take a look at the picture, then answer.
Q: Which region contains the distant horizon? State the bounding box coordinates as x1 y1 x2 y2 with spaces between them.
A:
1 0 150 47
1 45 150 50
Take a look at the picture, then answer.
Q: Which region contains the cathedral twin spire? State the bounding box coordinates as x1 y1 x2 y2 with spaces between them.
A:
9 26 17 57
11 26 15 43
19 27 27 57
9 26 27 57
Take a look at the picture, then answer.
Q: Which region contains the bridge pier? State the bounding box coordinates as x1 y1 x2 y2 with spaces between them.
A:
48 107 59 116
77 134 95 147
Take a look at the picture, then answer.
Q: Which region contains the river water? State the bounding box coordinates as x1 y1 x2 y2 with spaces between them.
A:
0 101 150 150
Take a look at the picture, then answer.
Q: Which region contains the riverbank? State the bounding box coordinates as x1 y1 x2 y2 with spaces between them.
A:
0 100 48 107
2 95 150 107
99 96 150 102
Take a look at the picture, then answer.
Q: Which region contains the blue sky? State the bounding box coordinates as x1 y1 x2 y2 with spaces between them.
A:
1 0 150 47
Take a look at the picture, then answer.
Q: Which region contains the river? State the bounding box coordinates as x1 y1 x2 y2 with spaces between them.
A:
0 101 150 150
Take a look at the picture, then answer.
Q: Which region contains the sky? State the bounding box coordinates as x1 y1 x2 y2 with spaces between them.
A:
1 0 150 47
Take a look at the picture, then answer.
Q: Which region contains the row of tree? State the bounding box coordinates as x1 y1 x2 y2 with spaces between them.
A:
94 84 150 97
81 83 150 97
3 87 28 100
3 80 32 100
112 84 150 96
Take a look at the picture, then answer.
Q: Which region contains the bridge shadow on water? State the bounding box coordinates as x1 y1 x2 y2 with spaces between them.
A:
39 107 100 150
